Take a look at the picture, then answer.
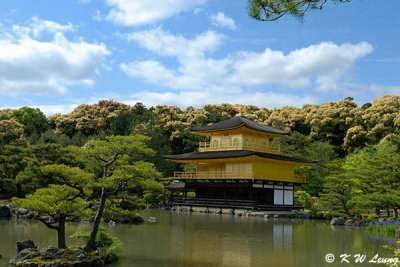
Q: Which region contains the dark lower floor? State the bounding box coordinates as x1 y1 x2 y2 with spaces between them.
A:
166 179 302 211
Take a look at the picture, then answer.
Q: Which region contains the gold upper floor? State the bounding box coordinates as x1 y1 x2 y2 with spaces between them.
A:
196 127 281 154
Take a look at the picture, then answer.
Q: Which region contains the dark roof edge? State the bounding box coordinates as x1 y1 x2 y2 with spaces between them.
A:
162 150 317 164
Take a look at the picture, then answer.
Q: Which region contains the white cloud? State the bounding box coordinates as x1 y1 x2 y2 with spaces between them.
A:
0 104 79 116
0 18 109 95
126 90 317 109
125 27 223 58
193 8 203 15
121 28 373 96
105 0 207 26
211 12 236 30
13 17 75 38
35 104 79 116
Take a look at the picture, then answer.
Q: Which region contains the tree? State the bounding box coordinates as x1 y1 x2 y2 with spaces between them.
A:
247 0 351 21
0 119 25 146
344 142 400 217
80 135 162 251
13 185 89 248
319 160 360 218
13 164 93 248
12 107 47 136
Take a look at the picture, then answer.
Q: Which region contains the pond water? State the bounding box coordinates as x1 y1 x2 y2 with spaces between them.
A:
0 210 397 267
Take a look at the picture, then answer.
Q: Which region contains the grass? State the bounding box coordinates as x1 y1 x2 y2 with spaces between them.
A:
365 220 400 238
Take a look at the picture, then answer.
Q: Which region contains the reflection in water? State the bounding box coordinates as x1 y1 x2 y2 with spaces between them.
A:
0 212 395 267
273 224 293 250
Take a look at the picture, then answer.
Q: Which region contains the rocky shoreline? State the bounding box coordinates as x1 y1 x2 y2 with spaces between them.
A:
9 239 117 267
171 205 367 226
171 205 319 219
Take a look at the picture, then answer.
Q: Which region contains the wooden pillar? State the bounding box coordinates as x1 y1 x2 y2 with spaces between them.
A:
223 181 227 199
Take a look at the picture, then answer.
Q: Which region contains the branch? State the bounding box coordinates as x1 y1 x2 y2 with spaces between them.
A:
103 153 119 178
37 217 59 230
249 0 351 21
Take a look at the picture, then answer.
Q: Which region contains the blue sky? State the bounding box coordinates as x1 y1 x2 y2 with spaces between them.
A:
0 0 399 115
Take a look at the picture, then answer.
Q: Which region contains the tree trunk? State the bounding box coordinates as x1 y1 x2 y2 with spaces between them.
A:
375 208 380 216
395 208 398 219
57 215 67 249
341 199 352 218
85 187 107 252
16 184 23 198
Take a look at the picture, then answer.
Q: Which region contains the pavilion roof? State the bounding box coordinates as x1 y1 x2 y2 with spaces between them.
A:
190 116 290 135
163 150 317 164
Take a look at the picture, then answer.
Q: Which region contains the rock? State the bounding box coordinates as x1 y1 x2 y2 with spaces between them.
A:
17 239 36 253
9 248 41 265
234 209 247 216
221 209 233 215
250 212 265 217
10 247 106 267
104 253 118 264
396 228 400 239
38 247 58 255
208 208 222 214
0 204 12 217
330 217 345 225
148 217 156 223
354 221 363 226
107 214 144 224
192 207 207 213
345 219 355 226
71 250 88 261
132 215 144 224
16 208 34 219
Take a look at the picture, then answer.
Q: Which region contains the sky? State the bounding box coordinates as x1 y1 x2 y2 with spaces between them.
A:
0 0 399 115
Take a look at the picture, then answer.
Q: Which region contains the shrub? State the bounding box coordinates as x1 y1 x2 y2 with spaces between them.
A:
70 226 122 255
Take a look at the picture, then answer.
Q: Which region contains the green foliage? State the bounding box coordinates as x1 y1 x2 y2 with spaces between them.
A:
70 227 122 254
12 107 47 136
319 160 361 218
0 119 25 146
0 113 10 120
365 222 400 238
248 0 351 21
12 184 89 218
117 193 147 210
294 190 312 209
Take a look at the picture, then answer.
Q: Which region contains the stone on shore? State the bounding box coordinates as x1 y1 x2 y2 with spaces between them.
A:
330 217 345 225
396 228 400 239
0 204 12 217
16 208 34 219
17 240 36 253
105 214 144 224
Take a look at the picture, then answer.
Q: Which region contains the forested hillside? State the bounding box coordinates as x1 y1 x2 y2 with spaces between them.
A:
1 95 400 218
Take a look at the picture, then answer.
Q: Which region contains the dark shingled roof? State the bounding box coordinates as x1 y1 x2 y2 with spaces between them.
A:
163 150 317 164
190 116 290 135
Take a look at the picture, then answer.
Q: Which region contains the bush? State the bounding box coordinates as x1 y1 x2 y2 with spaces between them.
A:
70 226 122 255
294 190 312 209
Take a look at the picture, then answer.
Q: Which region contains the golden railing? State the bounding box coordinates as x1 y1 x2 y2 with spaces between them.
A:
173 171 306 183
198 141 280 154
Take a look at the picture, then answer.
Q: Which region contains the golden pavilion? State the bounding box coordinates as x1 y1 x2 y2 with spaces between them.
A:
164 116 316 210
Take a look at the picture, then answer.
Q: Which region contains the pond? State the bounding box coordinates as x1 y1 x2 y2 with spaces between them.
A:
0 210 397 267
